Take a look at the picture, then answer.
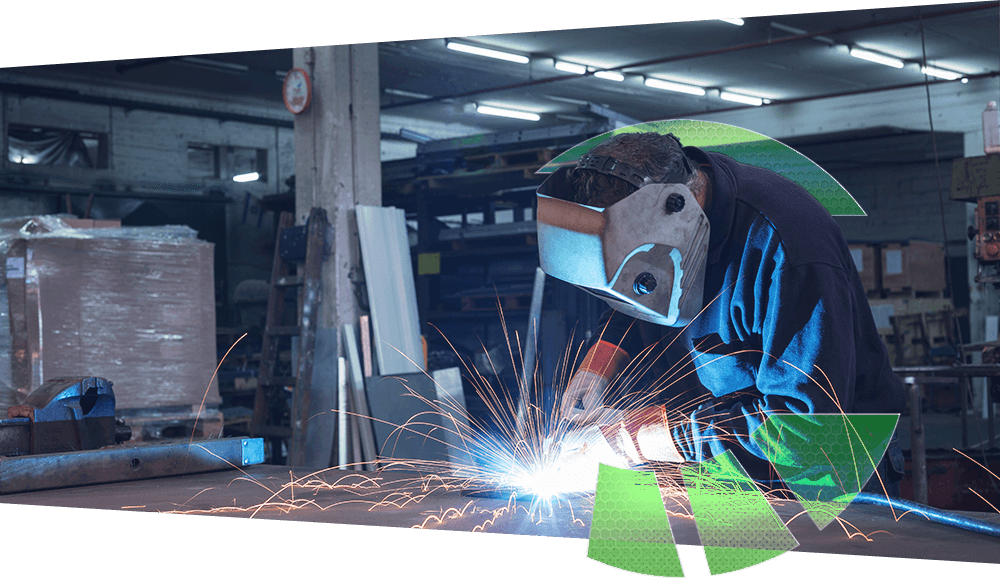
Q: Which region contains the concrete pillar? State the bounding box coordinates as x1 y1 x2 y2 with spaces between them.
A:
292 45 381 467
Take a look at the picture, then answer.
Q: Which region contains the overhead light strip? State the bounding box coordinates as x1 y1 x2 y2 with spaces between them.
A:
446 41 529 64
849 47 905 69
554 60 587 74
644 77 706 96
233 172 260 183
476 105 540 121
920 65 963 80
594 70 625 82
719 18 744 26
719 91 764 106
385 87 434 100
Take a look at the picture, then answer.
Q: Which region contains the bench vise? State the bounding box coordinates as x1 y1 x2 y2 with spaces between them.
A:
1 377 132 456
0 377 264 494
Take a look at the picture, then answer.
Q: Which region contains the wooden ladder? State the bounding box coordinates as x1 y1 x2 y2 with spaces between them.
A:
250 207 328 465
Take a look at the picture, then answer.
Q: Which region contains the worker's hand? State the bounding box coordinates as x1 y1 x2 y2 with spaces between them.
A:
599 405 685 466
560 370 613 425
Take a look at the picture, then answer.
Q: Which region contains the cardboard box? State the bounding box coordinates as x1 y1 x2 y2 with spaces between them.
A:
61 219 122 229
880 240 946 293
0 218 218 412
848 243 879 293
867 297 954 334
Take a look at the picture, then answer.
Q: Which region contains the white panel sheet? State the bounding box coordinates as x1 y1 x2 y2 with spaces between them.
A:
356 205 424 375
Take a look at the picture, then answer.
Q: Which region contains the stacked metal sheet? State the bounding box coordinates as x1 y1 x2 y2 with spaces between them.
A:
356 205 424 375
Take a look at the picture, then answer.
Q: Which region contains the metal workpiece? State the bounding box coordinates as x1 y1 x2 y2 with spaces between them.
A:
240 437 264 466
0 437 265 494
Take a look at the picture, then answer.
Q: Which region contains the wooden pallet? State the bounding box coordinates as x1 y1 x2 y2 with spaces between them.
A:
884 310 960 366
117 406 224 441
879 288 947 299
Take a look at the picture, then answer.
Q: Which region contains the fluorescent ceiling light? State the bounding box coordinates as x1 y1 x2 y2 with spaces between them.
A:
233 172 260 183
594 70 625 82
719 18 744 26
644 77 706 96
179 56 249 74
961 77 970 84
554 61 586 74
446 41 529 64
849 47 904 69
476 105 540 121
385 87 433 99
542 94 591 105
719 91 764 106
398 128 433 143
920 65 962 81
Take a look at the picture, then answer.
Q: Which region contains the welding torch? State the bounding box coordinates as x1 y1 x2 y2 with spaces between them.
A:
557 340 685 466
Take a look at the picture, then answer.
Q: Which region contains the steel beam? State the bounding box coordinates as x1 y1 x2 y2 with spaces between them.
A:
0 437 264 495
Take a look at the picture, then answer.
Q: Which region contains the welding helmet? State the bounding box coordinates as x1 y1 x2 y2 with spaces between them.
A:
535 140 710 327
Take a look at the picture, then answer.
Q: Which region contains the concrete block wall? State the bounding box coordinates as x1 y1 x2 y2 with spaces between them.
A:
831 160 967 255
0 83 296 317
3 93 292 197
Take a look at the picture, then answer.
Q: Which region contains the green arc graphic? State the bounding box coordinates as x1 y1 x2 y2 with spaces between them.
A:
536 119 865 216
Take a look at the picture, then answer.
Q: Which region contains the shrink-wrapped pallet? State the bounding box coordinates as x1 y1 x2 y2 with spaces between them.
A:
0 215 218 427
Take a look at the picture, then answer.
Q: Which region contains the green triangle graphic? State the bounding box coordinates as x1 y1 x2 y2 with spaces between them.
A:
588 463 684 577
682 451 798 575
750 414 899 530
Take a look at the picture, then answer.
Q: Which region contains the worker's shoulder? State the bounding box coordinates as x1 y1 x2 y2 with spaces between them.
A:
709 152 848 269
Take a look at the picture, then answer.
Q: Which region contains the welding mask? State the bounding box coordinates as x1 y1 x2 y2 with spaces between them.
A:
536 153 710 327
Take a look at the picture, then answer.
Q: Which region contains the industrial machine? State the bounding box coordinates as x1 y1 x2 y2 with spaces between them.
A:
0 376 263 494
953 153 1000 405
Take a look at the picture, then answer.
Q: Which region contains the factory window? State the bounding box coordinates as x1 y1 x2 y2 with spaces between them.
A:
226 146 267 183
188 144 267 183
187 144 220 179
6 124 109 168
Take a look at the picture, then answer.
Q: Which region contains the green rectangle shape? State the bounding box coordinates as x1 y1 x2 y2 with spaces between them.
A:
417 252 441 275
588 539 684 577
589 463 683 576
682 450 798 575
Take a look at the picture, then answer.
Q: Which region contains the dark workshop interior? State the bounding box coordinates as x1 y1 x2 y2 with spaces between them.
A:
1 2 1000 573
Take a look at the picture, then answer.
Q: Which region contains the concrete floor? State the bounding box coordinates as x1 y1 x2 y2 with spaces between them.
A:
0 465 997 564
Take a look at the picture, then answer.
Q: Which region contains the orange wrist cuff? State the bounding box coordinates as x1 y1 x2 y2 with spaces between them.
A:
579 340 630 381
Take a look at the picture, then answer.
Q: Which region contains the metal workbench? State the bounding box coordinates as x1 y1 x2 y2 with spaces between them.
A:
0 465 997 565
893 365 1000 505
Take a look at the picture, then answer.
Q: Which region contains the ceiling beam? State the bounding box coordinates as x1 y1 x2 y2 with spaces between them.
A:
0 82 294 129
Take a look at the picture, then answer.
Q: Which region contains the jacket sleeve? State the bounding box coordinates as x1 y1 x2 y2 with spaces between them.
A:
670 259 860 482
582 306 647 368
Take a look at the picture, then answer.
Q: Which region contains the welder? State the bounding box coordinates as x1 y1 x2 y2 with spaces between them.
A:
536 126 907 495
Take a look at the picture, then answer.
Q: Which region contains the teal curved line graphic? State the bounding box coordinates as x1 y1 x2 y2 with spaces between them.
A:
587 413 898 576
536 119 865 216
